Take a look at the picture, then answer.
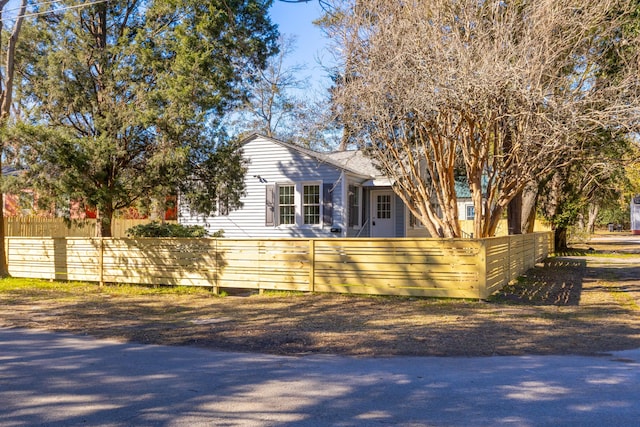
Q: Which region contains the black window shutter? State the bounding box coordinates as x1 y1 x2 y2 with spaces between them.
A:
323 183 333 226
265 185 275 226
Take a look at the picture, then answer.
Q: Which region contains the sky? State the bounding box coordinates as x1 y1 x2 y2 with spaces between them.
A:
268 0 334 97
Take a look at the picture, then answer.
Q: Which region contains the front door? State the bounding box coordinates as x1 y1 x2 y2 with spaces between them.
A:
370 190 395 237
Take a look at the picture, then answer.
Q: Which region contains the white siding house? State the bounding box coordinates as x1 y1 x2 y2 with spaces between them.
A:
179 134 406 238
179 134 484 238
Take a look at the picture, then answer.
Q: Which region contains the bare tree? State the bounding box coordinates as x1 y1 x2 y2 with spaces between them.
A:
228 34 339 150
0 0 27 275
237 35 307 138
324 0 640 237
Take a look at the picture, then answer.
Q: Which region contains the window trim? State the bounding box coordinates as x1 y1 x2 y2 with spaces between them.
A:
277 183 296 226
274 181 323 228
302 183 321 225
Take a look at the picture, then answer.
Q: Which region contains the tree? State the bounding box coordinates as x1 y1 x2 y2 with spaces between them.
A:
230 35 307 137
323 0 640 238
227 34 335 149
538 132 636 248
0 0 27 276
10 0 278 237
512 0 640 239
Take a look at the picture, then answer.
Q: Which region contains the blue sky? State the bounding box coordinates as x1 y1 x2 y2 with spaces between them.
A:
269 0 334 97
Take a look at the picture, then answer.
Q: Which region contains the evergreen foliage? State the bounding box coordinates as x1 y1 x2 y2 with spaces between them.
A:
126 221 218 238
7 0 278 236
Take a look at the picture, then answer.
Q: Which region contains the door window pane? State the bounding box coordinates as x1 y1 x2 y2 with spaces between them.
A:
377 194 391 219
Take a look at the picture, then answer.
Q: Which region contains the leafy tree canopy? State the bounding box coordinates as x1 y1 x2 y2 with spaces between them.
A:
7 0 278 236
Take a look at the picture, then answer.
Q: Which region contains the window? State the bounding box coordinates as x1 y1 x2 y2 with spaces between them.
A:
466 205 475 220
377 194 391 219
218 196 229 216
409 211 422 228
278 185 295 225
348 185 361 228
272 182 324 227
303 184 320 225
217 185 230 216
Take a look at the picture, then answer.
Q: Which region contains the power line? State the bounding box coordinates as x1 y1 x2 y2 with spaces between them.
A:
0 0 110 23
2 0 63 16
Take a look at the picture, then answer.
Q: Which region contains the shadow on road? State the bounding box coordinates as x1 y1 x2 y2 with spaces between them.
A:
1 327 639 427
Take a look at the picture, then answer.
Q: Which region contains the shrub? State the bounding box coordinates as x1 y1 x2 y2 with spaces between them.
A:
126 221 222 238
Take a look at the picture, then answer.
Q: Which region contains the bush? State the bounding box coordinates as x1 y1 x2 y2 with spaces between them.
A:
126 221 222 238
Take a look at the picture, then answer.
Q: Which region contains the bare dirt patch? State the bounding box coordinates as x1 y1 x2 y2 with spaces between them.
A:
2 234 639 357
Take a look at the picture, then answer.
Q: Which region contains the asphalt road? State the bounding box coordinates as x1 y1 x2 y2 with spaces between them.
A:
1 327 639 427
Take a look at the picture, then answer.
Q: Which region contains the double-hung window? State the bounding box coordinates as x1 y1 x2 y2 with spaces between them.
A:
278 184 295 225
303 184 320 225
274 182 322 227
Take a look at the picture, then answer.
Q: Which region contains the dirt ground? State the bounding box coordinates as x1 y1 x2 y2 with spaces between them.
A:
1 233 639 357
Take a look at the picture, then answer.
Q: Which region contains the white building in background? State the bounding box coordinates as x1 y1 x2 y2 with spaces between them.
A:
631 195 640 235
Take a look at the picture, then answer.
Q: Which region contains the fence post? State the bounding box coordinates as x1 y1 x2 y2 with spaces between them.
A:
98 237 104 287
258 240 263 294
3 236 8 275
478 238 487 300
212 238 219 295
506 235 511 284
309 239 315 292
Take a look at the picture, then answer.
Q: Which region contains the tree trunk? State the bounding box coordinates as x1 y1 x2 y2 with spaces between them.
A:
0 155 6 276
586 203 599 233
96 207 114 238
554 226 568 250
0 0 28 277
520 181 539 233
507 191 522 235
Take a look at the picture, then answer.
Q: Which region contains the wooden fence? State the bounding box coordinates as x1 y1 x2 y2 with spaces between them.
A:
5 232 553 299
3 217 175 238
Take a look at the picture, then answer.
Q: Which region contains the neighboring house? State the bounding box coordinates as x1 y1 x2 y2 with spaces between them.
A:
76 196 178 221
1 166 51 217
2 166 177 221
179 133 474 238
455 180 476 221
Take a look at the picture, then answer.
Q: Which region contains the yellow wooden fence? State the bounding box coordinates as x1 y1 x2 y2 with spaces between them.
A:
3 217 175 238
5 232 553 299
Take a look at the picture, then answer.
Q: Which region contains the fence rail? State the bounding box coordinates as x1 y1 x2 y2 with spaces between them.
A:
5 232 553 299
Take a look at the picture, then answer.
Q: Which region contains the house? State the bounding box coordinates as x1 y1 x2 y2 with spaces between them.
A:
178 133 473 238
2 166 177 221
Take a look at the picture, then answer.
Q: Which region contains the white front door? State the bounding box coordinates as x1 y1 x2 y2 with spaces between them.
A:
370 190 395 237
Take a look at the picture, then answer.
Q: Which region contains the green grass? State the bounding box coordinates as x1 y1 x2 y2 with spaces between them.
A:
583 252 640 258
0 277 218 297
603 282 640 311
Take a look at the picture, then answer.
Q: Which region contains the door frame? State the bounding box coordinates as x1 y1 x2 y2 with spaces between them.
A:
370 189 395 237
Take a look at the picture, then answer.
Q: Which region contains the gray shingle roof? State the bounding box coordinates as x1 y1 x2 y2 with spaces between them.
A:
240 133 379 178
